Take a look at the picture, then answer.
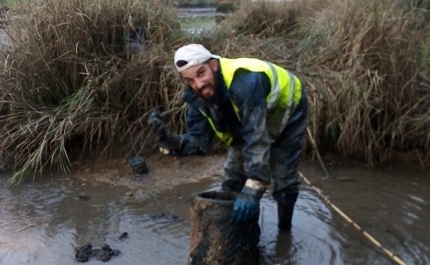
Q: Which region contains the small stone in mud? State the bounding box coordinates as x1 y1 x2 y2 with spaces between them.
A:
119 232 128 241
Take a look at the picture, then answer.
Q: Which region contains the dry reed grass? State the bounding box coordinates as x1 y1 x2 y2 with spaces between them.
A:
0 0 429 184
0 0 190 184
290 0 430 165
214 0 430 166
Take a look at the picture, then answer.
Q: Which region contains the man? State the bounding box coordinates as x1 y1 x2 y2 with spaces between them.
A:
148 44 308 230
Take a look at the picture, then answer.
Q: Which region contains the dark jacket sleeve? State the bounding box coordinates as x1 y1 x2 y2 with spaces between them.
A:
230 70 272 185
171 104 215 156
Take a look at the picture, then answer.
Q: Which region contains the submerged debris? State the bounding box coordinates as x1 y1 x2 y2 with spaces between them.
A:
149 212 180 221
119 232 128 241
74 243 121 263
74 193 91 201
75 243 93 262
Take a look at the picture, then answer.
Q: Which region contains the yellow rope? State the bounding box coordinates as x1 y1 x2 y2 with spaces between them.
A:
299 172 408 265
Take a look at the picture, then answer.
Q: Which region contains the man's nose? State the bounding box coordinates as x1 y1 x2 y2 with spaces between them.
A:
196 79 205 90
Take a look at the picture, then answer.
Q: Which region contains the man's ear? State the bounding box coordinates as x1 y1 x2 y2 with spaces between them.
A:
209 59 218 72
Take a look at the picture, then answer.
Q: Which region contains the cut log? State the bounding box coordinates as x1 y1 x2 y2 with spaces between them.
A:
187 191 260 265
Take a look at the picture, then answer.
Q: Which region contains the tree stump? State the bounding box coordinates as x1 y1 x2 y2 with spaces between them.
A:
187 191 260 265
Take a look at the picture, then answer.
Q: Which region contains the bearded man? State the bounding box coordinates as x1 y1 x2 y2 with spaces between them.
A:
148 44 308 230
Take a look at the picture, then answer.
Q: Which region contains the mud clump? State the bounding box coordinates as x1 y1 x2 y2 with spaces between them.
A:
128 156 149 175
119 232 128 241
75 243 120 262
149 212 180 221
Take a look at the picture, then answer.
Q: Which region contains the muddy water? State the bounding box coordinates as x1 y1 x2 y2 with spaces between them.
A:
0 158 429 265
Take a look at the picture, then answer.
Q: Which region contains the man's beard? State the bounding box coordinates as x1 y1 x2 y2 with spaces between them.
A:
199 70 222 106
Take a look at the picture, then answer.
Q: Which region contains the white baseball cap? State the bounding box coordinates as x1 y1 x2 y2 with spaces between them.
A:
174 44 220 73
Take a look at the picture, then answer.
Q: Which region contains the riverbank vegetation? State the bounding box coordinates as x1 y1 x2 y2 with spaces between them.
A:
0 0 428 184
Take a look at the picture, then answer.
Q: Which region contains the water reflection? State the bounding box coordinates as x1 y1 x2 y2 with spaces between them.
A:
259 189 344 265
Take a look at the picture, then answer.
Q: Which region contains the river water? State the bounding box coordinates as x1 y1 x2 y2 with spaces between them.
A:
0 158 429 265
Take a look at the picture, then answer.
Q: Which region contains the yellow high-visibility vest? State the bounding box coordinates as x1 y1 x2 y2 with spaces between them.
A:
199 58 302 145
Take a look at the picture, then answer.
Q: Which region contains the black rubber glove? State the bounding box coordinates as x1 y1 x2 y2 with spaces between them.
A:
147 110 167 137
147 110 180 152
232 190 260 223
232 179 266 223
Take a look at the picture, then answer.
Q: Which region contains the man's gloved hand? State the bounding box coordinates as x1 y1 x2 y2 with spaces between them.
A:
147 110 180 153
147 110 167 137
232 179 266 223
158 130 180 152
233 191 260 223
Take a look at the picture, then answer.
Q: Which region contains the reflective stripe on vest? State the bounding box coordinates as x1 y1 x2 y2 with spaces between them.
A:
266 62 295 111
198 109 234 146
266 63 297 133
